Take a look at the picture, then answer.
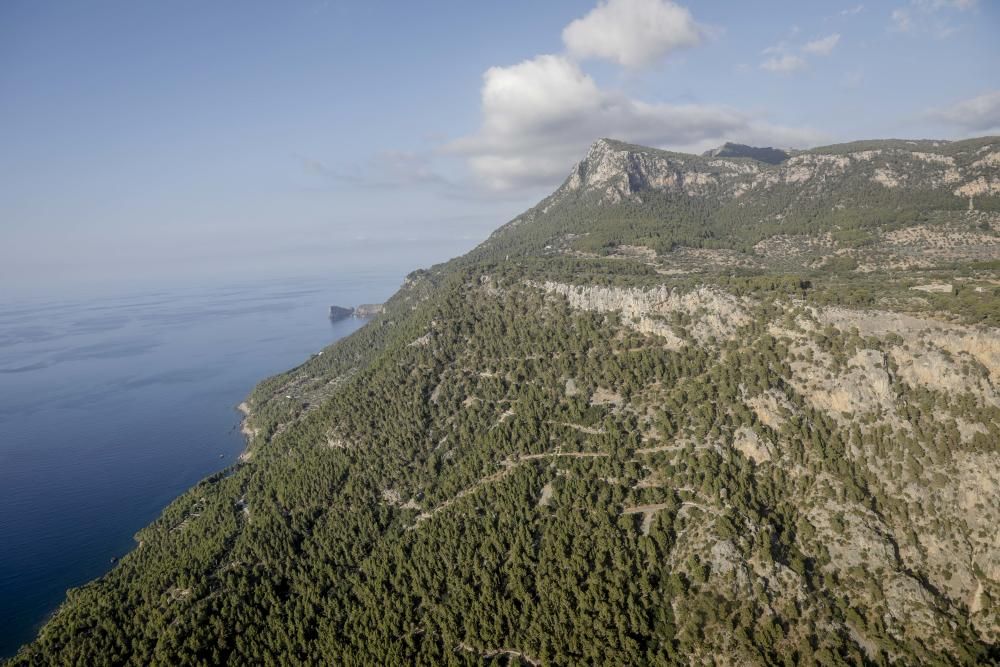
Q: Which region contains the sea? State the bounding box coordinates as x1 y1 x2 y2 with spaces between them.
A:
0 269 408 658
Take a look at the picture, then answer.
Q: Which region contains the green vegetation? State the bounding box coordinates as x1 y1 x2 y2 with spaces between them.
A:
9 137 1000 666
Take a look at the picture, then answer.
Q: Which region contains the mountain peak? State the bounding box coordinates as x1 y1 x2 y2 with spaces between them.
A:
587 136 634 152
562 138 691 202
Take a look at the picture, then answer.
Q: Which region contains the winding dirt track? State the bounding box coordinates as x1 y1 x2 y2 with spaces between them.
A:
414 450 609 524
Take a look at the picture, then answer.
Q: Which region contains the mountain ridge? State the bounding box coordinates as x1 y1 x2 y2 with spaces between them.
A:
469 134 999 269
702 142 789 165
9 136 1000 666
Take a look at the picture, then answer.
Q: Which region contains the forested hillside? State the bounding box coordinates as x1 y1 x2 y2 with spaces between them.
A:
10 137 1000 666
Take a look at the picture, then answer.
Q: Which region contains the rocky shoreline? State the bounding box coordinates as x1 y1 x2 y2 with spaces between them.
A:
328 303 384 321
236 401 256 462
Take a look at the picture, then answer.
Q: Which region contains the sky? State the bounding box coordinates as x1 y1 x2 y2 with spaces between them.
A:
2 0 998 295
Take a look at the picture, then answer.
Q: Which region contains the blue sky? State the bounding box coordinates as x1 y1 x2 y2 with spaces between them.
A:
2 0 998 294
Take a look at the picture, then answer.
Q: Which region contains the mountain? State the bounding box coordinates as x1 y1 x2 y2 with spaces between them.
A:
702 142 789 164
10 137 1000 665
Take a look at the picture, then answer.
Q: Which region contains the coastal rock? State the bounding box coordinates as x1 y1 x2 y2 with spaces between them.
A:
328 305 354 321
353 303 384 318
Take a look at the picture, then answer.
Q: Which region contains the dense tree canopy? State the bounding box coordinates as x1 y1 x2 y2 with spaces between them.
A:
10 137 1000 666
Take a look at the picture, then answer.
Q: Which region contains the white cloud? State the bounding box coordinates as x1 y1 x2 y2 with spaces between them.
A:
760 54 808 73
841 4 865 16
890 0 977 34
928 90 1000 132
562 0 702 68
891 8 913 30
474 55 603 141
761 41 789 56
760 31 838 74
930 0 977 8
802 33 841 55
445 0 824 191
449 54 822 190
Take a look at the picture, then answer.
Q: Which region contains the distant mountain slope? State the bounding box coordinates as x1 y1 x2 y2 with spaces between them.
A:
702 142 789 164
10 137 1000 666
471 135 1000 264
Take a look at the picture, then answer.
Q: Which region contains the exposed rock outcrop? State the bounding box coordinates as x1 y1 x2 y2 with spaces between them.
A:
328 305 354 321
353 303 384 318
535 281 749 345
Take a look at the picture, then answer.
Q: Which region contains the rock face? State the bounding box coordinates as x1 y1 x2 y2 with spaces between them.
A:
329 304 385 320
553 136 999 206
328 305 354 321
353 303 384 318
536 281 749 346
472 134 1000 273
559 138 746 203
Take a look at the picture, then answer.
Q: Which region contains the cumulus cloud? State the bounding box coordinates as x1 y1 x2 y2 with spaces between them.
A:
760 30 839 73
928 90 1000 132
802 33 841 55
448 55 822 190
445 0 822 191
760 54 808 73
562 0 702 68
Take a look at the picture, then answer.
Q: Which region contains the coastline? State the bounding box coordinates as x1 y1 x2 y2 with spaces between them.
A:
236 401 256 462
1 274 396 660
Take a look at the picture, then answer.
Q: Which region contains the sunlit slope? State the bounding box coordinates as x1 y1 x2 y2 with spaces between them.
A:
11 137 1000 666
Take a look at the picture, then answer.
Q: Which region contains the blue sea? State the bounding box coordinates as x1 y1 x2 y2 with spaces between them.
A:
0 270 404 658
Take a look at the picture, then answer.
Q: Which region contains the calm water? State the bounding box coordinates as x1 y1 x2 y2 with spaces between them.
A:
0 271 403 657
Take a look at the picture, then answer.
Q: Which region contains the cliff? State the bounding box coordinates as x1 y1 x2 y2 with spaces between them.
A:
353 303 384 318
328 305 354 321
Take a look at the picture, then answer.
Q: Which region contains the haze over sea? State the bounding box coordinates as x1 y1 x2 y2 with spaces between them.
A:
0 263 430 657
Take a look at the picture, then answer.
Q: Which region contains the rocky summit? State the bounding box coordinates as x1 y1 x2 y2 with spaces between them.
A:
11 136 1000 666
